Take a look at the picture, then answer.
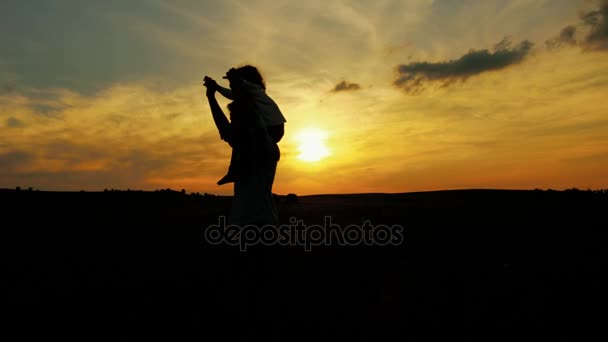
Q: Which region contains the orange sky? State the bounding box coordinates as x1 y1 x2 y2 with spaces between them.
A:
1 0 608 195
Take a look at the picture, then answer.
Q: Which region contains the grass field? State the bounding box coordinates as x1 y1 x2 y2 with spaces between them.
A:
2 188 606 340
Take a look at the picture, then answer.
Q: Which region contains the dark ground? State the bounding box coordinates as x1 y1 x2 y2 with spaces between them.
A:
2 188 607 340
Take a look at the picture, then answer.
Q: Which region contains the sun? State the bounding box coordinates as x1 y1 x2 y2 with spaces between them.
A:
296 128 330 162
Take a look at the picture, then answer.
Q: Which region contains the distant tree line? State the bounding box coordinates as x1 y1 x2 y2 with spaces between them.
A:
9 186 607 199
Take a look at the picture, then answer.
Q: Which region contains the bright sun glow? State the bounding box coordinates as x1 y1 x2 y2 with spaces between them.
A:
296 128 330 162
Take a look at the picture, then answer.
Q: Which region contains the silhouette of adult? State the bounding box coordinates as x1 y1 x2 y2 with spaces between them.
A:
204 66 282 227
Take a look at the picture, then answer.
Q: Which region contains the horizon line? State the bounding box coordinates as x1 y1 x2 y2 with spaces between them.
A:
2 186 606 197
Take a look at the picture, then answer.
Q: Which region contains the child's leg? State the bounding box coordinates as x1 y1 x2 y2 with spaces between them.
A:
217 148 239 185
227 148 238 175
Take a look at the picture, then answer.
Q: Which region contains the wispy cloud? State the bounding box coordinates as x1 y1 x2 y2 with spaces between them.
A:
1 84 16 95
331 81 361 93
394 38 534 94
0 83 235 192
0 150 32 172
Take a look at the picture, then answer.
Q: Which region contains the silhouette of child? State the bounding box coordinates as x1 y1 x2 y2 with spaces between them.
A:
205 67 286 185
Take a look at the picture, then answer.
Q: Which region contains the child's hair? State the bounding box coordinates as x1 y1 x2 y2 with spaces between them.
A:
235 65 266 90
226 65 266 120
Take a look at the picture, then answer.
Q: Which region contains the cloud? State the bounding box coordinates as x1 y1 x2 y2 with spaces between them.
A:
0 150 32 172
6 117 24 128
545 25 578 49
331 81 361 93
394 38 534 94
580 0 608 50
546 0 608 51
0 82 236 192
1 84 16 95
0 136 229 191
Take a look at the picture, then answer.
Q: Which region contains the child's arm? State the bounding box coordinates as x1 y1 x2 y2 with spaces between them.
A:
216 85 234 100
215 80 260 100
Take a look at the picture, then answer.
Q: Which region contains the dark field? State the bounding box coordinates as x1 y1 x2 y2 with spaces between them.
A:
2 188 607 340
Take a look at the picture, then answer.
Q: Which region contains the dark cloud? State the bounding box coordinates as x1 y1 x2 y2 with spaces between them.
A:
1 84 16 94
164 112 182 120
6 117 24 128
546 0 608 51
545 25 578 49
0 150 32 172
581 0 608 50
31 104 66 117
332 81 361 92
394 38 534 94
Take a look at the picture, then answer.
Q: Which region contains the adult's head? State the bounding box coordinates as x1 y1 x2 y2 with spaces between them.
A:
223 65 266 91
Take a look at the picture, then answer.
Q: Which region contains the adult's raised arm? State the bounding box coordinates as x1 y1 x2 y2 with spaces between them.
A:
206 91 233 146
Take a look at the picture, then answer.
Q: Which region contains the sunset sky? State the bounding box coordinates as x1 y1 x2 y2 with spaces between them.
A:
2 0 608 195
